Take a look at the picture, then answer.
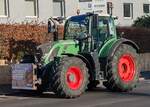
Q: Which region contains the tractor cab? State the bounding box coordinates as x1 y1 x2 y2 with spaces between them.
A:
49 13 117 53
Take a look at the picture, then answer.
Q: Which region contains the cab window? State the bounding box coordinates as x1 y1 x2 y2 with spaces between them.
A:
92 17 115 46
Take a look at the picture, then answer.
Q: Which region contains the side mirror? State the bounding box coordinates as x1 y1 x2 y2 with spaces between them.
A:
48 18 56 33
48 18 59 41
93 14 99 28
48 20 52 33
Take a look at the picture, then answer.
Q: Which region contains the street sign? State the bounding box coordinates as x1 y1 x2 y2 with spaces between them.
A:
78 0 107 14
92 0 107 14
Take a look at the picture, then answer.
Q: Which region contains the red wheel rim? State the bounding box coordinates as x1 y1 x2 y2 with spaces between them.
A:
118 54 135 82
66 66 83 90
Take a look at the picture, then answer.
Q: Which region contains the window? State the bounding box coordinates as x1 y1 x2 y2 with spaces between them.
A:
79 0 92 2
64 15 89 40
92 17 110 48
92 17 116 48
123 3 133 19
107 2 113 15
53 0 65 17
143 4 150 14
0 0 8 16
25 0 38 17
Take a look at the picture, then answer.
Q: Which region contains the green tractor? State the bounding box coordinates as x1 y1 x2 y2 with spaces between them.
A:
12 13 140 98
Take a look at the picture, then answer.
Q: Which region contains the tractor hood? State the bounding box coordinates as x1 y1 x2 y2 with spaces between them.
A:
37 40 79 65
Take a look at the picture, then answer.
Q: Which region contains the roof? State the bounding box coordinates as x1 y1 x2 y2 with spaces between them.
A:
67 13 117 21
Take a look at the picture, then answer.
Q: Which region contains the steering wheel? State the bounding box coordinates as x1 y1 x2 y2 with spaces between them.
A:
74 33 90 41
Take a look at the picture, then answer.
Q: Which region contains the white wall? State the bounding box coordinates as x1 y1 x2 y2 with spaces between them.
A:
108 0 150 26
0 0 108 23
65 0 78 16
0 0 53 24
38 0 53 22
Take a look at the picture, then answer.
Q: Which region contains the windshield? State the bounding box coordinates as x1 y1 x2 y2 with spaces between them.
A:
64 15 89 40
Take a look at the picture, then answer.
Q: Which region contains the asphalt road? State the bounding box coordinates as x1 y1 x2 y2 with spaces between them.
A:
0 80 150 107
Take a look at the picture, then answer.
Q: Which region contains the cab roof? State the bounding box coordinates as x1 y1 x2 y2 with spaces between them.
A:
67 13 117 21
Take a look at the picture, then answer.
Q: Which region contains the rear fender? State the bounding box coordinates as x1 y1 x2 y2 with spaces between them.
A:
107 38 139 58
99 38 139 78
99 38 139 59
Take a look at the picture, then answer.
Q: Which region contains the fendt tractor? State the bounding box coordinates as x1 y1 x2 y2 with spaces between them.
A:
12 13 141 98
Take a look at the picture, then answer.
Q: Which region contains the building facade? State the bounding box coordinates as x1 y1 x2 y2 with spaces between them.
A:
107 0 150 26
0 0 150 26
0 0 53 23
0 0 107 23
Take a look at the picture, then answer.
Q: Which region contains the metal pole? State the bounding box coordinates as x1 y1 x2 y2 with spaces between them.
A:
63 0 66 17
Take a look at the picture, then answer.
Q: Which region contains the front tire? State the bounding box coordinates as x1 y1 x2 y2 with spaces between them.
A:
51 56 89 98
103 44 140 92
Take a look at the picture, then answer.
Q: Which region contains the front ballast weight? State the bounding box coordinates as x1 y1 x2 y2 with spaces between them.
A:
12 63 41 90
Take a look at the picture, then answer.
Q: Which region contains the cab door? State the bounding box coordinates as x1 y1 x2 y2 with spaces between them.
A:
91 16 116 50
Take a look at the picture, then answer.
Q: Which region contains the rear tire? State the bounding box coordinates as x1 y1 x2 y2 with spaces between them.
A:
51 56 89 98
103 44 140 92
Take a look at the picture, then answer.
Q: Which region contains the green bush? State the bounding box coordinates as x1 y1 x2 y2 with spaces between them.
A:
132 15 150 28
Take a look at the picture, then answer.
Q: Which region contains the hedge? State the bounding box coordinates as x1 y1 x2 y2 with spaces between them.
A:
0 23 63 63
117 27 150 53
0 23 149 63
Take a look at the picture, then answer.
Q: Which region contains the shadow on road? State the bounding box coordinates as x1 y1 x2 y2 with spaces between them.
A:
0 85 150 99
4 91 62 99
0 84 62 99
